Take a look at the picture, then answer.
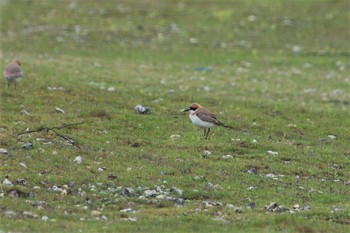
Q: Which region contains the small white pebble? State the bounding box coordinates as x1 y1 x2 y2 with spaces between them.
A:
267 150 278 156
55 107 65 114
222 154 233 159
2 178 13 186
327 135 336 139
19 162 28 168
203 150 211 155
0 148 9 154
107 87 115 92
73 156 82 164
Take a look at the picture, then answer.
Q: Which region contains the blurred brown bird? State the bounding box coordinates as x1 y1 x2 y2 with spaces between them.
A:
3 59 23 88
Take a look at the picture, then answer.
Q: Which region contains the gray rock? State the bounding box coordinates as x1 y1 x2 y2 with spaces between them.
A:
22 211 38 218
120 208 136 214
21 142 33 149
135 104 151 114
247 167 257 175
234 207 243 213
170 187 183 196
265 202 290 212
21 110 30 115
55 107 65 114
122 188 135 197
174 198 185 205
73 156 82 164
144 189 157 197
2 178 13 186
0 148 9 154
206 182 214 189
4 210 17 218
247 202 256 209
16 178 28 186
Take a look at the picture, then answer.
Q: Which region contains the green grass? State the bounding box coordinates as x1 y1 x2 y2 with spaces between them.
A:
1 0 349 232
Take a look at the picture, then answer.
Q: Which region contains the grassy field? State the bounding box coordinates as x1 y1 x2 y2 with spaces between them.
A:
1 0 349 232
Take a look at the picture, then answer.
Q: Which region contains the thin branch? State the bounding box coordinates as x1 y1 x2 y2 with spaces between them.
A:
17 122 84 149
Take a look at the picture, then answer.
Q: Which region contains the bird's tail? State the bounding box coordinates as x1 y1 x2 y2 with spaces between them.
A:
217 121 234 129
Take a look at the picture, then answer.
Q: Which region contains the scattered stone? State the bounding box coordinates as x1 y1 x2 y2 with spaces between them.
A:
0 148 9 154
156 194 166 200
202 201 222 207
134 104 151 114
292 45 302 54
42 215 49 221
108 174 117 180
247 186 256 191
170 187 183 196
247 202 256 209
4 211 17 218
127 217 137 222
194 66 212 72
21 142 33 149
194 175 204 180
252 139 257 144
19 162 28 169
122 188 135 197
73 156 82 164
189 37 199 45
206 182 214 189
55 107 65 114
91 210 102 217
265 202 290 212
303 204 311 211
97 167 106 172
144 190 157 197
327 135 336 139
203 150 211 155
226 204 235 209
48 86 65 91
344 181 350 186
22 211 38 218
222 154 233 159
293 204 301 212
120 208 136 214
169 134 181 139
21 110 30 115
47 186 63 193
247 167 258 175
107 87 115 92
266 173 278 179
174 197 185 205
16 178 28 186
267 150 278 156
3 177 13 186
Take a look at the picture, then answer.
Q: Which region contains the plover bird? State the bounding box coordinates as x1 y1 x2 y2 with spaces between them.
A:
3 59 23 88
183 103 232 139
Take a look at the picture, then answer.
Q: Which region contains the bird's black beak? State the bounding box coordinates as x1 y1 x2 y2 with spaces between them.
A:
182 107 191 112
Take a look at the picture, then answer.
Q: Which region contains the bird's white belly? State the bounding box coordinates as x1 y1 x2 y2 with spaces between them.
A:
189 114 216 128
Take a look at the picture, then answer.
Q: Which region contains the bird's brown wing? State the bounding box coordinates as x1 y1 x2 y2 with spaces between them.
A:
195 108 225 126
4 64 23 78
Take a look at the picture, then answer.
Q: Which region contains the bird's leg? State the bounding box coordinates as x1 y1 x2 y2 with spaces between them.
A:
205 128 211 139
203 129 207 138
